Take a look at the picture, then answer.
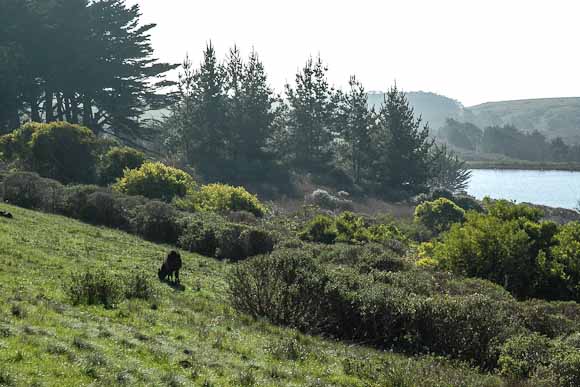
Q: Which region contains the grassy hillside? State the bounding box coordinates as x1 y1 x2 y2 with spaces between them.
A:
0 204 503 387
368 92 580 143
466 97 580 142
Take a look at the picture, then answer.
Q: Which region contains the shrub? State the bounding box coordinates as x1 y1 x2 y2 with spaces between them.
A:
124 272 156 300
432 212 539 298
66 270 125 309
548 344 580 387
549 222 580 300
415 188 483 213
25 122 97 183
335 212 369 244
485 198 544 222
178 213 274 260
2 171 63 211
229 249 329 331
299 214 337 244
99 146 146 185
305 189 353 211
189 183 266 217
498 333 553 379
414 198 466 233
131 201 183 244
78 191 134 230
114 162 195 202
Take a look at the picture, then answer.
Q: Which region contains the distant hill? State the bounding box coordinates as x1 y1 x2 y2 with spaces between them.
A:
368 92 580 143
466 98 580 143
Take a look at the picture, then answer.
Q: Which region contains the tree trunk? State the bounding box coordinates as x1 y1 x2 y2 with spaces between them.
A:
70 94 79 124
56 93 64 121
30 96 40 122
45 88 54 122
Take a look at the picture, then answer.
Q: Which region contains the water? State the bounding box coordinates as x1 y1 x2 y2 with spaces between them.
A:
467 169 580 210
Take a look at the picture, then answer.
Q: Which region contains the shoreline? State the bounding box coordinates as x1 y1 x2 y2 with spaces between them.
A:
466 161 580 172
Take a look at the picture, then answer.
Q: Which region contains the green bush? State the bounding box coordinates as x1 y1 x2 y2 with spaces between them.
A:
299 214 337 244
229 249 329 331
485 198 544 222
99 146 146 185
335 212 370 244
66 270 125 309
178 213 274 260
499 333 553 379
414 198 466 233
131 201 183 244
185 183 266 217
432 212 539 298
124 272 156 301
549 222 580 300
2 171 63 211
548 344 580 387
114 162 195 202
22 122 98 183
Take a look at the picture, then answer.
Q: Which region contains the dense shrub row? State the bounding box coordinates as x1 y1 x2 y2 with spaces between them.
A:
430 199 580 301
0 172 274 260
230 246 580 376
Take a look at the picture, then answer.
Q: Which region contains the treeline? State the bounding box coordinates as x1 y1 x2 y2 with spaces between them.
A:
0 0 470 199
161 45 469 198
0 0 176 138
440 118 580 162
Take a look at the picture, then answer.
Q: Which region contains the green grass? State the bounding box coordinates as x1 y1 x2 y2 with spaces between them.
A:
0 204 505 386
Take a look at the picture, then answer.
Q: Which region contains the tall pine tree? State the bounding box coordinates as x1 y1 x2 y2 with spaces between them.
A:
371 85 433 196
285 56 336 172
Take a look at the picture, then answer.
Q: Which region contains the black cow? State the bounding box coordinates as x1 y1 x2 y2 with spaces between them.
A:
158 250 182 284
0 210 13 219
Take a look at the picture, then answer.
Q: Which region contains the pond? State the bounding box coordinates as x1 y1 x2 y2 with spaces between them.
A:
466 169 580 210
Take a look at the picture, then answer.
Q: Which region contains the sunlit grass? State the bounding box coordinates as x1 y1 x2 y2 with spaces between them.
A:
0 204 504 386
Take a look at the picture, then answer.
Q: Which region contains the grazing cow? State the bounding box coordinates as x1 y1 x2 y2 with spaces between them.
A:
0 210 13 219
158 250 182 284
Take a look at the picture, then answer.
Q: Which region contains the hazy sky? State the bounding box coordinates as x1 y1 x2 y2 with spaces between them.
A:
127 0 580 106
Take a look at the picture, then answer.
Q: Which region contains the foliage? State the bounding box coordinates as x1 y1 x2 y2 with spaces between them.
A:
186 183 266 217
428 143 472 193
66 270 125 309
113 162 196 202
178 213 274 260
299 214 338 244
99 146 146 185
285 56 336 172
550 222 580 299
414 198 466 233
370 84 434 197
432 212 537 298
498 333 552 379
131 201 183 244
0 122 97 183
485 198 544 222
0 0 177 137
229 249 329 331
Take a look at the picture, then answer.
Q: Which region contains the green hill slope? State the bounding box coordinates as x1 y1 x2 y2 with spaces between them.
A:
0 205 502 386
467 97 580 142
368 92 580 143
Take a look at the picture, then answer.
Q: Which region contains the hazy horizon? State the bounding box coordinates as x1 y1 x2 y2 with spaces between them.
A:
127 0 580 106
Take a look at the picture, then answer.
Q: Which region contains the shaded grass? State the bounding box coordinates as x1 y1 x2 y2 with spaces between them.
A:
0 204 504 386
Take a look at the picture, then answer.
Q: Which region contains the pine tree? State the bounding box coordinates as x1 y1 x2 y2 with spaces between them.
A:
171 43 228 170
285 56 336 172
336 76 373 184
371 84 433 196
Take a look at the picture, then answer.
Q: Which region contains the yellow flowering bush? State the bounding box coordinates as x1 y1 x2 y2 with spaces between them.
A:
113 162 195 202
